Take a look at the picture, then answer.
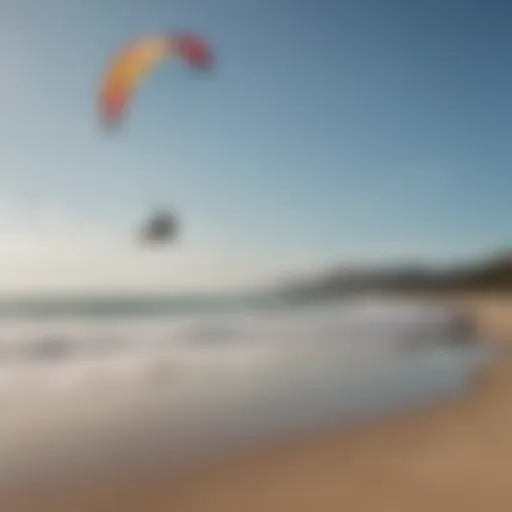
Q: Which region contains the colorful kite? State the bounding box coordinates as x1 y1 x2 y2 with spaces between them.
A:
99 34 213 126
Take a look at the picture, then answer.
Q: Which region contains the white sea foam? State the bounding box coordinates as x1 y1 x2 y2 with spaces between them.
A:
0 298 494 491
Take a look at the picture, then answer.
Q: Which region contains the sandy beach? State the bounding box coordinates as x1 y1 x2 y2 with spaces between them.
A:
1 294 511 512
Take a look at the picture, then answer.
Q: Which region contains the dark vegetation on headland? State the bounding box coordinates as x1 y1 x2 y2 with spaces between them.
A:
280 250 512 302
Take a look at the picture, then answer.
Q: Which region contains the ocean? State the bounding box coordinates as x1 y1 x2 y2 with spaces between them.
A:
0 294 494 491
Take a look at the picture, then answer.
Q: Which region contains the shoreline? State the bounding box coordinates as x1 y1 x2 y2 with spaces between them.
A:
1 294 510 511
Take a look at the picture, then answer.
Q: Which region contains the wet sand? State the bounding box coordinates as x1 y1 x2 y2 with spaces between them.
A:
2 295 511 511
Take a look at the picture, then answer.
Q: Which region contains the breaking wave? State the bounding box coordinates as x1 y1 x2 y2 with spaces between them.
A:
0 298 493 489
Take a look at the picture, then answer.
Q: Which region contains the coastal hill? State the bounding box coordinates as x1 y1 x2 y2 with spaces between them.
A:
280 250 512 301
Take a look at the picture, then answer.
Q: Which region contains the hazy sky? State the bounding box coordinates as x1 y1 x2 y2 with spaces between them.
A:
1 0 511 292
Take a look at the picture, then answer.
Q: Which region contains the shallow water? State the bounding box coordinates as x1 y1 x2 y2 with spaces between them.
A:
0 298 494 491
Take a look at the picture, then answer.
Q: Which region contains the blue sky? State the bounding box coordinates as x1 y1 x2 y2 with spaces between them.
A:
0 0 511 291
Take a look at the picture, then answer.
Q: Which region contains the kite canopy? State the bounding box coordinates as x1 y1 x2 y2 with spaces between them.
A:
99 34 213 125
